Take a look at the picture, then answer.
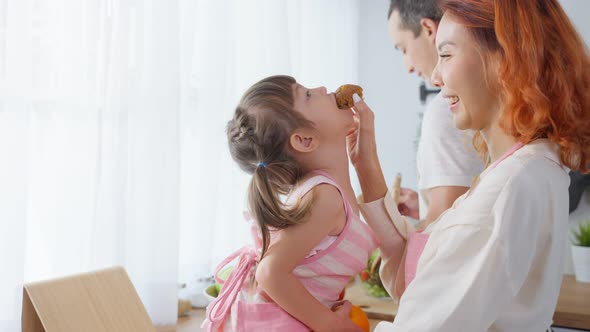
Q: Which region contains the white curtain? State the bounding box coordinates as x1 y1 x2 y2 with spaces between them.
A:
0 0 181 329
0 0 360 330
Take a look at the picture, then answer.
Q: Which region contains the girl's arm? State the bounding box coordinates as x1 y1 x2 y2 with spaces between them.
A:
255 184 362 332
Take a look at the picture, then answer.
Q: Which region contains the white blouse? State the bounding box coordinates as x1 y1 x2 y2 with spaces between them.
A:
359 139 570 332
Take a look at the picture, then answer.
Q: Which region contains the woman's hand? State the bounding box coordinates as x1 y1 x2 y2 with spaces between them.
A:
346 94 377 169
329 301 364 332
347 94 388 202
398 187 420 219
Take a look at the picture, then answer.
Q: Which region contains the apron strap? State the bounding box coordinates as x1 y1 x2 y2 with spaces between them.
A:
203 246 258 331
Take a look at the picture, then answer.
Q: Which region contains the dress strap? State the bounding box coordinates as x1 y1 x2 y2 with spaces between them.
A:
489 141 524 169
304 170 354 220
469 142 525 196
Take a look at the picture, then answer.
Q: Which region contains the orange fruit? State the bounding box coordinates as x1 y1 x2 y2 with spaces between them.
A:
334 304 370 332
349 305 370 332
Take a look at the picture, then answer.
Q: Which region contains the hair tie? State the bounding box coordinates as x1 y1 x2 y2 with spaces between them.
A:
257 162 267 169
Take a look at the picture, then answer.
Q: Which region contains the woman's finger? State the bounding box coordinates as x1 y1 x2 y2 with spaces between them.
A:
346 128 358 137
352 93 375 130
346 115 359 136
352 94 368 113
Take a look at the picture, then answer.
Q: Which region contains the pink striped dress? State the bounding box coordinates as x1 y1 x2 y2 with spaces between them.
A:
202 172 378 331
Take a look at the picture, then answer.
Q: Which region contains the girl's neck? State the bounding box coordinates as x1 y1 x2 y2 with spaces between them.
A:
300 143 358 213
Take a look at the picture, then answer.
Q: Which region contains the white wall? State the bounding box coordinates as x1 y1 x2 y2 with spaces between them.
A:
560 0 590 42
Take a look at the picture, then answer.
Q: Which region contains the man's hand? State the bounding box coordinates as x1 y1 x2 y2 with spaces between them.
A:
398 187 419 219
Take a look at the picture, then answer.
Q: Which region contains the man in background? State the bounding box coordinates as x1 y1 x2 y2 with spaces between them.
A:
387 0 483 225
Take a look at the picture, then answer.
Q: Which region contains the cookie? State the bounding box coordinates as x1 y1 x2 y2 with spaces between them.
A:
335 84 363 109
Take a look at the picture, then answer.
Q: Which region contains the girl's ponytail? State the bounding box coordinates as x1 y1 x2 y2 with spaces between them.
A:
248 160 313 259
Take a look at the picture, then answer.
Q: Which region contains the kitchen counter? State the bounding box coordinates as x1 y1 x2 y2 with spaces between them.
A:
173 275 590 332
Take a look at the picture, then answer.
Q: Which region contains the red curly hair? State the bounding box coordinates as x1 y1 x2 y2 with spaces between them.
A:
437 0 590 172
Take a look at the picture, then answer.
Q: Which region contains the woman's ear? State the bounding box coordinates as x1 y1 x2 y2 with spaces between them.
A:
421 18 438 41
289 130 319 153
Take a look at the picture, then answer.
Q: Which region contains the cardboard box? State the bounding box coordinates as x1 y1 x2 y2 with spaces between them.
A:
22 266 157 332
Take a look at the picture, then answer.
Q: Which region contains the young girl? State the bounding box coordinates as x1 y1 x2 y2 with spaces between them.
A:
201 75 377 332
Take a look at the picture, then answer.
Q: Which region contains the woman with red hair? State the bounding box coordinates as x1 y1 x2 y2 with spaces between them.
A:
348 0 590 330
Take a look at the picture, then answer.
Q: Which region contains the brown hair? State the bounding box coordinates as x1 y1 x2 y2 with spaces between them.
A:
388 0 443 37
227 75 315 258
437 0 590 172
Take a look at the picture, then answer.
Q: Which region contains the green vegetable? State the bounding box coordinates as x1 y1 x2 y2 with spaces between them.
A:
361 249 390 298
206 284 219 298
218 266 234 281
367 249 380 269
572 221 590 247
211 265 235 296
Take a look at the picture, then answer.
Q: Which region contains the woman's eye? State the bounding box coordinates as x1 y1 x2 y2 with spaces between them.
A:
439 54 451 58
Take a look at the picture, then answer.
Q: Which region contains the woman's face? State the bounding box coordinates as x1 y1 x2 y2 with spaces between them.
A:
292 83 354 140
430 14 500 131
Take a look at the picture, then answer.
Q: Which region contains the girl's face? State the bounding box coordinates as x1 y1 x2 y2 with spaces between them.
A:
430 14 500 131
292 83 355 140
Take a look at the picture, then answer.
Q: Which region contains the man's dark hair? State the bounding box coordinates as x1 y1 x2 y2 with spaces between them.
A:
388 0 443 37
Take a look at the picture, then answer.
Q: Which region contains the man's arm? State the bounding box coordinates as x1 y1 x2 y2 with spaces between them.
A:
397 185 469 227
423 185 469 225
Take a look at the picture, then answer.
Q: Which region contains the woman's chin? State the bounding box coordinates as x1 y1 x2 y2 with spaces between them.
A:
453 114 470 130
